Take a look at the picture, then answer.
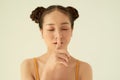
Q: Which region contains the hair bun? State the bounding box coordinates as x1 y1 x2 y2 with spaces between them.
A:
66 6 79 21
30 7 46 23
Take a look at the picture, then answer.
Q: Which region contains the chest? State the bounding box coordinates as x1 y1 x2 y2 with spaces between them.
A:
39 65 77 80
53 67 76 80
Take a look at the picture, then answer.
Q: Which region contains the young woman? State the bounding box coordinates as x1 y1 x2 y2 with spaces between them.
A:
21 5 92 80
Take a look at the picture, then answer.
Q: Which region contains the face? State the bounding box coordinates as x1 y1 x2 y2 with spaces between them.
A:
41 10 73 51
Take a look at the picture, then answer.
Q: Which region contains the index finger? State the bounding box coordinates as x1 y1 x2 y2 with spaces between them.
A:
56 37 62 50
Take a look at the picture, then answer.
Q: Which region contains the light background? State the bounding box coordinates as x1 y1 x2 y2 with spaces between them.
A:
0 0 120 80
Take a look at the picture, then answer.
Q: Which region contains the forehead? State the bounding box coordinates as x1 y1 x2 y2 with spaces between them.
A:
43 10 71 25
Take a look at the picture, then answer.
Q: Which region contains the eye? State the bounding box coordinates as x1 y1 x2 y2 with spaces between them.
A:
62 29 68 30
47 29 54 31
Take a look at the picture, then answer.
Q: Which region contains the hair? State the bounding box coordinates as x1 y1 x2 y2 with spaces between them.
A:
30 5 79 29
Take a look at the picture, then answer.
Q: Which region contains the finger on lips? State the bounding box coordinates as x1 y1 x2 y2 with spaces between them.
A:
56 37 70 57
55 37 71 66
56 37 62 49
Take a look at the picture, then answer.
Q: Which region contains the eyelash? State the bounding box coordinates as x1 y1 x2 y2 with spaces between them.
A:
62 29 68 30
48 29 54 31
47 29 68 31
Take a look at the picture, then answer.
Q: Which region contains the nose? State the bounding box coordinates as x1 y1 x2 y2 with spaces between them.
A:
55 30 63 40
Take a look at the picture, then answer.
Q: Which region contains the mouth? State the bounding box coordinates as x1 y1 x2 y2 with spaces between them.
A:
53 42 63 44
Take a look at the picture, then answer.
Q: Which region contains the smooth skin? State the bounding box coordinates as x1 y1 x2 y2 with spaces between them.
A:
21 10 92 80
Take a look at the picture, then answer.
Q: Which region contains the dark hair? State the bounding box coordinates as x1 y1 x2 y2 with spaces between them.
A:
30 5 79 29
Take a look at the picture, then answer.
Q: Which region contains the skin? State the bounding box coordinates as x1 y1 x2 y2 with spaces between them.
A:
21 10 92 80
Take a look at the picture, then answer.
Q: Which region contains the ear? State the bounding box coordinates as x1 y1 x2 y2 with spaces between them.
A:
40 29 44 38
71 29 73 37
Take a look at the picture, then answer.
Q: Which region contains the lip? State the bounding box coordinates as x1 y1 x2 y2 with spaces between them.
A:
53 42 63 44
53 42 57 44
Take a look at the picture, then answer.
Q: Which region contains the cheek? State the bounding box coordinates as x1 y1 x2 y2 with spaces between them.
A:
63 31 72 40
64 30 72 36
43 32 53 40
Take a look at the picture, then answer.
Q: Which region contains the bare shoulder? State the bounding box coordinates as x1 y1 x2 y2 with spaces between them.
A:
20 58 34 80
21 58 34 70
78 60 93 80
79 60 92 71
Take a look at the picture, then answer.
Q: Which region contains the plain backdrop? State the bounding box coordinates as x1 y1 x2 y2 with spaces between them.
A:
0 0 120 80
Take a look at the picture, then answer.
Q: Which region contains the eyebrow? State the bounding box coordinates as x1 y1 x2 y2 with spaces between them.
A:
61 22 69 25
46 22 69 26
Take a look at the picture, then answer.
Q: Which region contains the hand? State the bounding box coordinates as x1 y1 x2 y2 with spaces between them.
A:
45 37 70 69
40 37 71 80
